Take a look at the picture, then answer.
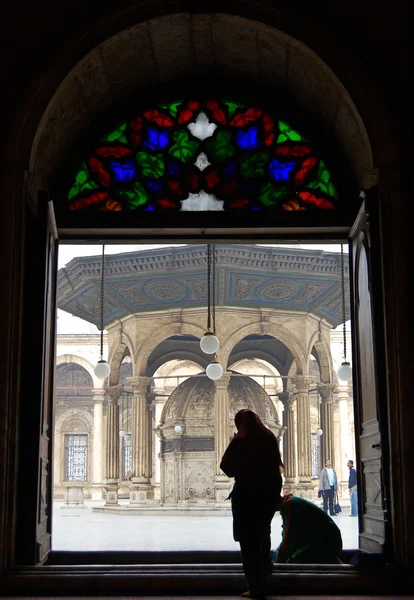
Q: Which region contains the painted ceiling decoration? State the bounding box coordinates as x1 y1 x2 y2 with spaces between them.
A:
57 245 350 328
65 98 339 213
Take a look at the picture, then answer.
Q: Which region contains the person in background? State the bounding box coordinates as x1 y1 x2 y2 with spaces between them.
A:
318 459 338 516
220 409 285 599
348 459 358 517
273 493 343 564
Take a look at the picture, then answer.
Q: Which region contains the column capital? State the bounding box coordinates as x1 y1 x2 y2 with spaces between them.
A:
291 376 314 393
92 389 106 402
105 387 121 403
318 383 337 402
127 376 152 394
214 372 232 390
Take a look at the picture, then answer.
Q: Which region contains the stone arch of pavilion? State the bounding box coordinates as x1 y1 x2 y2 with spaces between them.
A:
108 334 135 385
228 350 285 376
220 322 308 375
148 351 207 376
310 335 334 384
132 321 206 377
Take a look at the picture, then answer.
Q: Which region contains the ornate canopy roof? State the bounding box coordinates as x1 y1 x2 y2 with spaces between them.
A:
56 244 350 328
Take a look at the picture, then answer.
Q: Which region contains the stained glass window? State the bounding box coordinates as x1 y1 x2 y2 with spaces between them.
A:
66 99 339 212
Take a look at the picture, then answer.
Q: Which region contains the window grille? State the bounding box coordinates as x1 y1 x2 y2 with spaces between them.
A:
311 433 320 479
65 434 88 481
123 434 132 479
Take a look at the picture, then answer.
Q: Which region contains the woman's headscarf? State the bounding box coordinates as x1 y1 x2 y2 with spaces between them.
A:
234 408 272 437
220 408 285 492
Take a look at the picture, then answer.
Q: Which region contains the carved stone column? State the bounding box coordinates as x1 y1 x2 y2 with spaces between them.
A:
292 376 314 496
153 392 166 501
318 384 336 469
91 389 105 499
214 372 232 503
278 391 296 490
128 376 154 504
337 384 350 492
104 388 120 506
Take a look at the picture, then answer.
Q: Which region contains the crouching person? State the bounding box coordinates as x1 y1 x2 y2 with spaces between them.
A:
274 494 343 564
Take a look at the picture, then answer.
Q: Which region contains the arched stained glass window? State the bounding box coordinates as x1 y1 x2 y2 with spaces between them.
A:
65 99 340 213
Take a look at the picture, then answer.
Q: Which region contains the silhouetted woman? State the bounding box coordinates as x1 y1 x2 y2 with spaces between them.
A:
220 409 284 599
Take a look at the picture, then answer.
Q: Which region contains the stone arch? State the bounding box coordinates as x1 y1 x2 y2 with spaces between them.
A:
108 332 135 385
309 334 334 383
27 12 377 193
135 321 206 376
228 350 285 376
220 322 308 375
149 351 207 376
55 408 94 433
56 354 102 389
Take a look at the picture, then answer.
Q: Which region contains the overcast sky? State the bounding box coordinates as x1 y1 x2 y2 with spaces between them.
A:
57 243 348 334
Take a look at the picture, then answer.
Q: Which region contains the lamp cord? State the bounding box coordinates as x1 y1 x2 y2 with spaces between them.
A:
207 244 211 332
100 244 105 359
340 243 347 361
212 244 216 334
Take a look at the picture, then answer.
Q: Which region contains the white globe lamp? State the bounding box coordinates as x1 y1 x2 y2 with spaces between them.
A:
174 425 182 434
316 427 323 436
119 429 126 438
206 359 223 381
337 361 352 382
94 359 111 380
200 331 220 354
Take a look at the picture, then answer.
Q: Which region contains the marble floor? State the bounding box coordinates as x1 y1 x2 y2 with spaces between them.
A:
52 499 358 552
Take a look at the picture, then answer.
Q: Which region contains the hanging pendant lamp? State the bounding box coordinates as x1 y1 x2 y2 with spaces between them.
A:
200 244 220 355
94 245 111 380
206 355 224 381
337 243 352 382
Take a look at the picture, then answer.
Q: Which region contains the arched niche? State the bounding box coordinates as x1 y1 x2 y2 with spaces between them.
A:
55 360 94 400
56 354 97 386
29 13 373 194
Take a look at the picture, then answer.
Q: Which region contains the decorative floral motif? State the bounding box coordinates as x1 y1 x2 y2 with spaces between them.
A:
66 99 339 213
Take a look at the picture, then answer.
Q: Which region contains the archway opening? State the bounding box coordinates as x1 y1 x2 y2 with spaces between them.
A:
52 241 356 557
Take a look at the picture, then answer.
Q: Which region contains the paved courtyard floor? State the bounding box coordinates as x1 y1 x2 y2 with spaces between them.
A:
52 500 358 552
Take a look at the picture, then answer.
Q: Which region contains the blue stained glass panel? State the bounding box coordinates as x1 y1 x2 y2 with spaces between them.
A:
268 159 296 182
224 160 236 176
168 160 184 176
146 180 164 194
236 126 261 150
110 159 136 182
143 128 169 151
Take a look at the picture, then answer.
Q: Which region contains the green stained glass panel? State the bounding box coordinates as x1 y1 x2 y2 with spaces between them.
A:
259 182 288 207
159 101 182 117
205 130 236 162
224 101 243 117
68 162 98 200
240 151 269 178
118 182 148 209
104 122 128 144
307 159 338 199
168 130 199 162
136 152 165 178
277 121 304 143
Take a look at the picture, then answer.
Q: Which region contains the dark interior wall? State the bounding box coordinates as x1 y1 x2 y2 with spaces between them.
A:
0 0 412 578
